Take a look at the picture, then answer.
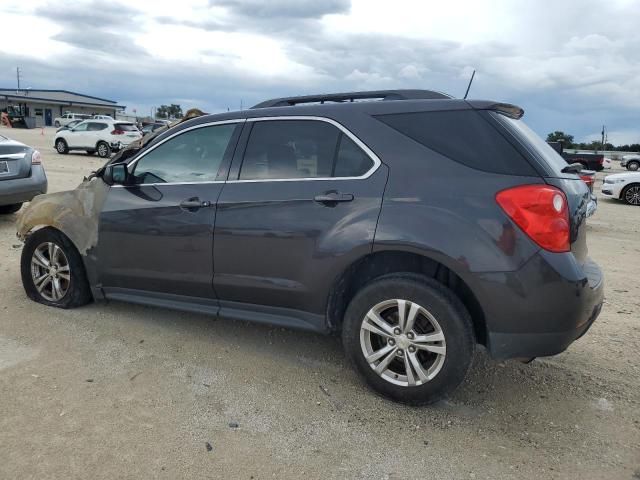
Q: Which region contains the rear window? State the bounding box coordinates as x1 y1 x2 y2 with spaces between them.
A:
115 123 137 132
376 110 537 176
492 113 568 175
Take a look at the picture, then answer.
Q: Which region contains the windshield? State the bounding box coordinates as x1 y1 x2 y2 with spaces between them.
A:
492 112 568 175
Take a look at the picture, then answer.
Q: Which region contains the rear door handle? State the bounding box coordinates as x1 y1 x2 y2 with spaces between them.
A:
314 192 354 203
180 198 210 210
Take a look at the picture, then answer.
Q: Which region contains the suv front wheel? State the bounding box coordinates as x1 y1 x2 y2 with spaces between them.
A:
342 274 474 405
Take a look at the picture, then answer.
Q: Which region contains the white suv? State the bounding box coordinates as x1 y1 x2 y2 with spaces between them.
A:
53 112 91 128
53 120 142 158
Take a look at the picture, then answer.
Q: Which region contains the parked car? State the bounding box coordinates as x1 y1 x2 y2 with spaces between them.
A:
621 154 640 171
53 112 91 128
602 157 612 169
17 90 604 404
601 172 640 205
579 171 598 217
0 134 47 214
54 120 142 158
141 122 166 135
92 115 114 120
547 142 605 171
56 119 83 133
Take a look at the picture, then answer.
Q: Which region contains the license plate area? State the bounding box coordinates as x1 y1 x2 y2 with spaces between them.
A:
0 161 8 175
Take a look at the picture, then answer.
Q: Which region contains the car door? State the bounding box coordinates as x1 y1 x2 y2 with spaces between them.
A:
213 117 388 327
86 122 108 149
95 120 243 301
66 121 90 147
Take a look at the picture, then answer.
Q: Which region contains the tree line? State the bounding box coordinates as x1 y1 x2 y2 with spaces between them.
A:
546 131 640 152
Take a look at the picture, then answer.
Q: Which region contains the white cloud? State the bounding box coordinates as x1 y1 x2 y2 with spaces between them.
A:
1 0 639 142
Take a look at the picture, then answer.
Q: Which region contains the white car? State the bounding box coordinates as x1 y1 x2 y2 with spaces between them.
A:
601 172 640 205
53 119 142 158
621 154 640 171
92 115 114 120
602 157 612 169
53 112 91 128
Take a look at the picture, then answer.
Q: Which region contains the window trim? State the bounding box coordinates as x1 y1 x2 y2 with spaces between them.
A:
229 116 381 183
118 116 381 187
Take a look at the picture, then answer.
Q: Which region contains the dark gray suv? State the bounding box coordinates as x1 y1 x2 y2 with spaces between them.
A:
17 90 604 404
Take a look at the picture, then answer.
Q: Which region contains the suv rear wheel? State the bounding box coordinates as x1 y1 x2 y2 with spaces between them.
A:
20 228 92 308
342 274 474 405
96 142 111 158
627 160 639 171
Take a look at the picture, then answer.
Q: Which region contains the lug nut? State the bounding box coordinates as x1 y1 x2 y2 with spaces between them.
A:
408 346 416 353
407 332 415 340
397 349 404 356
393 328 402 335
388 339 396 346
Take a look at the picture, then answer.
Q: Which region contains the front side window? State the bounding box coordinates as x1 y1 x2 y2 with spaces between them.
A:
72 122 89 132
239 120 374 180
131 124 237 184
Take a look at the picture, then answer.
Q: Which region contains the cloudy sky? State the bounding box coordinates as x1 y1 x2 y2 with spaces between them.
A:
1 0 639 143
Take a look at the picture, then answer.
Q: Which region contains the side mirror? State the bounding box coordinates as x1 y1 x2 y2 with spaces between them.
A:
103 162 130 185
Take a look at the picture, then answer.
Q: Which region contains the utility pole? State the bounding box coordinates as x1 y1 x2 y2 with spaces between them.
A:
601 125 606 151
16 67 22 91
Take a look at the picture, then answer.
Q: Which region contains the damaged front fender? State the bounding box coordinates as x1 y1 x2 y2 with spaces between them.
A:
16 178 110 256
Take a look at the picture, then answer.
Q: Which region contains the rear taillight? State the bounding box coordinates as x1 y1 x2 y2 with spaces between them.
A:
31 150 42 165
496 185 570 253
111 129 125 135
580 174 595 189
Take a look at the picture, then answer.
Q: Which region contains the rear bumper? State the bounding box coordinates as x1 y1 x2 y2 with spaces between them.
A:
0 165 48 206
471 252 604 359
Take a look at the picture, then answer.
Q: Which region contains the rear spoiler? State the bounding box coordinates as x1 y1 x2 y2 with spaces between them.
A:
467 100 524 119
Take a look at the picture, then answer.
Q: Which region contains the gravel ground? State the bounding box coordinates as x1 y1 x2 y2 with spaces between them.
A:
1 127 639 480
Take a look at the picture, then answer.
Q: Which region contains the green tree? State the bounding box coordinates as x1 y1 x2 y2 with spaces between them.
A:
156 104 183 119
546 131 575 148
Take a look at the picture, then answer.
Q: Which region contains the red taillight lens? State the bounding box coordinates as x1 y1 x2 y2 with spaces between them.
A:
31 150 42 165
111 129 125 135
579 174 594 188
496 185 570 253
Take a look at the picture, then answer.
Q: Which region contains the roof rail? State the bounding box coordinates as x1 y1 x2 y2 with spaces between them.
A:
251 89 452 109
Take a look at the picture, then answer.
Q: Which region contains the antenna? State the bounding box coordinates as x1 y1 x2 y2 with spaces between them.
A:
463 69 476 99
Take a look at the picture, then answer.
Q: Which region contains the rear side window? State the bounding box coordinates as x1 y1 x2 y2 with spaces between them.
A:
131 124 237 184
87 122 107 131
376 110 537 176
115 123 137 132
239 120 374 180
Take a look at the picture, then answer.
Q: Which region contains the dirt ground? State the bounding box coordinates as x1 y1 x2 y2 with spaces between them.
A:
1 126 638 480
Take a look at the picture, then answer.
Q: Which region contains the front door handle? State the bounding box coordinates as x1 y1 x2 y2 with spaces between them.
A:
180 198 210 210
314 192 354 203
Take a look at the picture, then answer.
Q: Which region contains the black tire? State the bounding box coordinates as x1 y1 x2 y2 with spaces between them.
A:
54 121 60 128
20 227 92 309
55 138 68 154
0 203 23 214
85 150 95 155
621 183 640 206
96 142 111 158
342 273 474 405
627 161 640 171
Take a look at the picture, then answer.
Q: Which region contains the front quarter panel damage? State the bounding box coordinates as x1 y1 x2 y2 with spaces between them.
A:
16 178 110 256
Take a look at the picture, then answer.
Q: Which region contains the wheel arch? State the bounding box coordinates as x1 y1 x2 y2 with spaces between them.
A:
326 248 488 346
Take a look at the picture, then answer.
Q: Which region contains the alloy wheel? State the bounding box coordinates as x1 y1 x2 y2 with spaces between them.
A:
624 185 640 205
30 242 71 302
56 140 66 153
359 299 446 387
98 144 108 157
